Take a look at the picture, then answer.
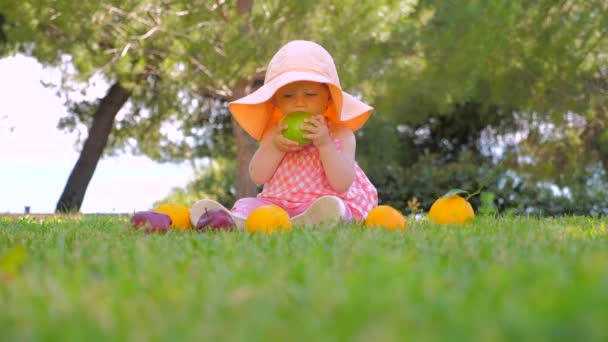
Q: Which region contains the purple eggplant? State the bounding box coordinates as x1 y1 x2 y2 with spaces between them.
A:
196 208 236 232
130 211 172 233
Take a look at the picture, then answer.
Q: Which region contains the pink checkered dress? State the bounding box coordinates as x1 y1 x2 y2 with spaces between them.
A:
258 138 378 219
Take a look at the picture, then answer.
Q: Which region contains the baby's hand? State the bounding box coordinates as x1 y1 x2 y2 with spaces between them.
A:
302 115 331 147
268 122 302 153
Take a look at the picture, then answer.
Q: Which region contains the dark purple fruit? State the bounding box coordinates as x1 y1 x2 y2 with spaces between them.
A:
130 211 172 233
196 208 236 231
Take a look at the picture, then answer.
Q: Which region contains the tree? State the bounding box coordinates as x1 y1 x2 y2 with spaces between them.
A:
358 0 608 214
1 0 410 212
56 83 131 212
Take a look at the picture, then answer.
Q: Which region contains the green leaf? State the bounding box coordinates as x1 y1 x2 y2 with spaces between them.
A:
442 189 469 198
0 245 26 276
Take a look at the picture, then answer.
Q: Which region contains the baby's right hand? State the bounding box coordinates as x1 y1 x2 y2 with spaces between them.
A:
268 122 302 153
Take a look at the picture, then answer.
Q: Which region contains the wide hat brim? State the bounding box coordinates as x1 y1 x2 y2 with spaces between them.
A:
229 70 373 141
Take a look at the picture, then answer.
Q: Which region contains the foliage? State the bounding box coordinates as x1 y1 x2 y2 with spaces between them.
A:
357 0 608 215
2 0 608 215
0 0 409 160
491 164 608 216
1 215 607 340
477 191 498 217
376 0 608 118
0 0 415 203
154 157 239 209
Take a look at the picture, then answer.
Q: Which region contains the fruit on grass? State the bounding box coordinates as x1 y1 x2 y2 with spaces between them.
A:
130 211 172 233
154 203 192 230
364 205 407 231
196 208 236 231
428 195 475 225
245 205 292 234
282 111 312 145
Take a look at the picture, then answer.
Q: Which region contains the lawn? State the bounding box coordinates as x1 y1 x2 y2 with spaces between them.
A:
1 215 607 341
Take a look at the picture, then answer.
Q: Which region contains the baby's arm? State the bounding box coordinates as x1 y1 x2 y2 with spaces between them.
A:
248 122 301 185
315 125 356 193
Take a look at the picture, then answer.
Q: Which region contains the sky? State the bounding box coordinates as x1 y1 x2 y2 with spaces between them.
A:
0 55 193 214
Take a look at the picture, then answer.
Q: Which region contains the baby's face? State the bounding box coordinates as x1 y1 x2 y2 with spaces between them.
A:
274 81 331 117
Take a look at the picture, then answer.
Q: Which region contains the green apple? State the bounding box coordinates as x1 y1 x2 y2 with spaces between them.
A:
282 111 312 145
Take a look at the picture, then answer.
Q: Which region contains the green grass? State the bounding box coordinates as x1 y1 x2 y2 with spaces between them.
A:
1 215 607 341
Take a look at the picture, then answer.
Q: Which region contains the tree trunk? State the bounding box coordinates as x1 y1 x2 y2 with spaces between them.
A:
55 82 131 213
230 0 259 200
581 107 608 172
229 77 263 199
231 117 259 199
237 0 253 14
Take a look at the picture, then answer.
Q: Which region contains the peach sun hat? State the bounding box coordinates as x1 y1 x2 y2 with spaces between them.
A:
229 40 374 141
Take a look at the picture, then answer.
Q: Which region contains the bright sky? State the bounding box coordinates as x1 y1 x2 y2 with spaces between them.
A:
0 55 193 214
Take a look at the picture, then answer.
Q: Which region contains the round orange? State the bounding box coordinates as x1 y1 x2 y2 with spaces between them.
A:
428 195 474 225
365 205 407 231
245 205 292 234
154 203 192 230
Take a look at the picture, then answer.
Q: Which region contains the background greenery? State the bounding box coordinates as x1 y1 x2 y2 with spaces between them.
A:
1 0 607 214
1 215 607 341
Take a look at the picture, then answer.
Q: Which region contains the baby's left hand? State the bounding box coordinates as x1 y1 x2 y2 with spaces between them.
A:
302 115 331 147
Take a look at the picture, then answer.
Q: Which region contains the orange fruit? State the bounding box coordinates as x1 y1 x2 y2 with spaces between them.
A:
365 205 407 231
154 203 192 230
428 195 474 225
245 205 292 234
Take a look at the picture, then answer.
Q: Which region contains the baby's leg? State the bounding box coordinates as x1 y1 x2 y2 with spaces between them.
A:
292 196 353 227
